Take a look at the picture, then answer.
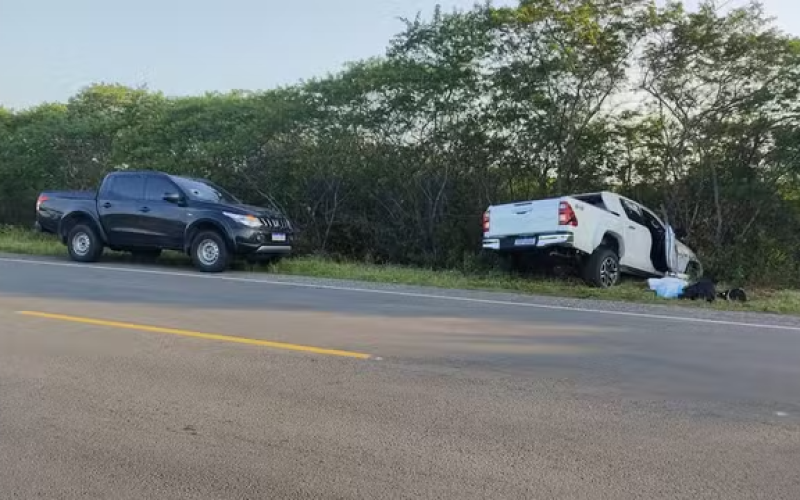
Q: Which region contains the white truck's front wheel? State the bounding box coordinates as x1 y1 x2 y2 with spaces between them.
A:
583 246 620 288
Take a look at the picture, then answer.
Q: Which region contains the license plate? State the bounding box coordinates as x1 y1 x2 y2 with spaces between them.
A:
271 233 286 242
514 237 536 246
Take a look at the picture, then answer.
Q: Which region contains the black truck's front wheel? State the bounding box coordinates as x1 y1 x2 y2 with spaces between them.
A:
67 224 103 263
190 231 230 273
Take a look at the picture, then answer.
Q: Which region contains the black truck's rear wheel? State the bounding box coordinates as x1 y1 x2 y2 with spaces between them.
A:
66 224 103 263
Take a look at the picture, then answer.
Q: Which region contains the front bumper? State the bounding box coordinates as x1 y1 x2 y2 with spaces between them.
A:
482 232 573 251
254 245 292 254
232 226 294 255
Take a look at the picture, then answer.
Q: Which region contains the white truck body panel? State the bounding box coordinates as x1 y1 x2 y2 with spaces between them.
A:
482 191 700 280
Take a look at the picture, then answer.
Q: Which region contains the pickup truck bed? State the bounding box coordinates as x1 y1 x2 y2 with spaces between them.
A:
36 191 95 233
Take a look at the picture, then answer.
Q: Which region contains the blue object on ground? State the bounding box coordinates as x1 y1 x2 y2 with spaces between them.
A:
647 277 688 299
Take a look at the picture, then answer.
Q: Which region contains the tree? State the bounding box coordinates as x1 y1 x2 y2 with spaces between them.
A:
636 0 800 281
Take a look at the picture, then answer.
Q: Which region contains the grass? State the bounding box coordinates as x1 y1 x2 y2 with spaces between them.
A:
2 225 800 316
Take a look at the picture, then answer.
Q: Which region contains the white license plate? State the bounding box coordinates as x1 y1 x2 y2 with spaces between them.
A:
514 237 537 246
271 233 286 242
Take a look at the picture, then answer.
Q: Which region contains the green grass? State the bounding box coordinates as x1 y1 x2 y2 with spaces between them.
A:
3 225 799 316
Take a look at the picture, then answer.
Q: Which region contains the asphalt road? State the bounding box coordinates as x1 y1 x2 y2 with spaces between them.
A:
1 254 799 499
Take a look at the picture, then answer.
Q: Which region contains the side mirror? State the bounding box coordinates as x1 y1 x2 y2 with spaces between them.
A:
163 192 185 205
674 227 687 239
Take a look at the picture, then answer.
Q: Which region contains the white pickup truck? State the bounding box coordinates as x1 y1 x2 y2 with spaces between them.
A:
481 191 701 288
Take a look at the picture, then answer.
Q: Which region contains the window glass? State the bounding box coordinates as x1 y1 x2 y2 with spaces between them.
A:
641 207 665 232
145 176 178 201
574 194 606 209
171 176 240 204
106 175 144 200
621 199 646 226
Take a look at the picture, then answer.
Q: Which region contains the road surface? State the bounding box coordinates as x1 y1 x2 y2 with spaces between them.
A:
1 254 798 499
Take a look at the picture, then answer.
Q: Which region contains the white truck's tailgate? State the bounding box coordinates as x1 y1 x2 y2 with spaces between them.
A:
485 198 562 237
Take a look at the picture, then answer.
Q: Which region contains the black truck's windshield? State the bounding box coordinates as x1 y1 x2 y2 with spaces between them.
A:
172 176 240 204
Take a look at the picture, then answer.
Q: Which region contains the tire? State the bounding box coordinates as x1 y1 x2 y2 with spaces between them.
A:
190 230 230 273
582 245 620 288
66 223 103 263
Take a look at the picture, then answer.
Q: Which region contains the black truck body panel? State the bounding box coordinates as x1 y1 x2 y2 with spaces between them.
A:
35 171 293 261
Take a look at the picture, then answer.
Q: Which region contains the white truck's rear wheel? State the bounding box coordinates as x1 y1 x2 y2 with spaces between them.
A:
583 246 620 288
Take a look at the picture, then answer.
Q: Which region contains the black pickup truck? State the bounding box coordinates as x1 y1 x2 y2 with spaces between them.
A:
35 171 293 272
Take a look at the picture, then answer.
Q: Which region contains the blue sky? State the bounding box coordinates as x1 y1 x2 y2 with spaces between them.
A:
0 0 796 109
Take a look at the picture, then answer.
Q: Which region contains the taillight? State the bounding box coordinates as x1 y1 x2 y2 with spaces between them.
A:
36 195 48 212
482 211 490 233
559 201 578 226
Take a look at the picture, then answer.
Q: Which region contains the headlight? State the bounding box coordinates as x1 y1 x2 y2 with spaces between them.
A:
223 212 263 228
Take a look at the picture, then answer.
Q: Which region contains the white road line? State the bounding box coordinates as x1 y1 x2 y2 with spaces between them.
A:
1 255 798 332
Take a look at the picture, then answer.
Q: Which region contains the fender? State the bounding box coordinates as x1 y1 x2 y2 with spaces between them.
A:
592 228 625 258
59 211 109 244
183 218 236 253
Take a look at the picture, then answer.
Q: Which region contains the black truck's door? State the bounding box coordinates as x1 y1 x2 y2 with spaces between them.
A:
139 174 187 250
97 174 148 247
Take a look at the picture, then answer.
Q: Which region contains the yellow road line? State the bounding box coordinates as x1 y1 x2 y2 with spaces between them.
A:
17 310 371 360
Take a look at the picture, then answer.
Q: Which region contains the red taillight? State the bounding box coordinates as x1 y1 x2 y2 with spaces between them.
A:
36 195 48 212
482 211 490 233
559 201 578 226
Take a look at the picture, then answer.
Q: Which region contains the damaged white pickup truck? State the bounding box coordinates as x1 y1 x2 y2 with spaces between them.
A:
482 191 702 288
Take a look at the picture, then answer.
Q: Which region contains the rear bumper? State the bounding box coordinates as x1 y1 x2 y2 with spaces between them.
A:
482 232 574 251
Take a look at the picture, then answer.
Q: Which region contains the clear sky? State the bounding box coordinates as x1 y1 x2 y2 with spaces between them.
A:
0 0 796 110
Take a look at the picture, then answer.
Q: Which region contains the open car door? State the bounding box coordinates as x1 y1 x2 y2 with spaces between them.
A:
664 224 680 274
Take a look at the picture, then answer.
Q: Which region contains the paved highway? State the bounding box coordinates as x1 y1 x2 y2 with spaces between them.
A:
1 254 798 499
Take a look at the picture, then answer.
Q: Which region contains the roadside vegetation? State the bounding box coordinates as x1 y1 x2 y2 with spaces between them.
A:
3 225 799 315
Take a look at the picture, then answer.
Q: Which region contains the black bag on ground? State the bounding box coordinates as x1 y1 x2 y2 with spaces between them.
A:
679 278 717 302
679 278 748 303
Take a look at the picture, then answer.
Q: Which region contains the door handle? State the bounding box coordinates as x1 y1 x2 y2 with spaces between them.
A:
628 225 636 230
139 207 150 213
102 202 112 209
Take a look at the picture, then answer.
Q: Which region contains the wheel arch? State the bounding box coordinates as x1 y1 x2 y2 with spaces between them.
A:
58 211 107 244
595 230 624 258
184 219 234 254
